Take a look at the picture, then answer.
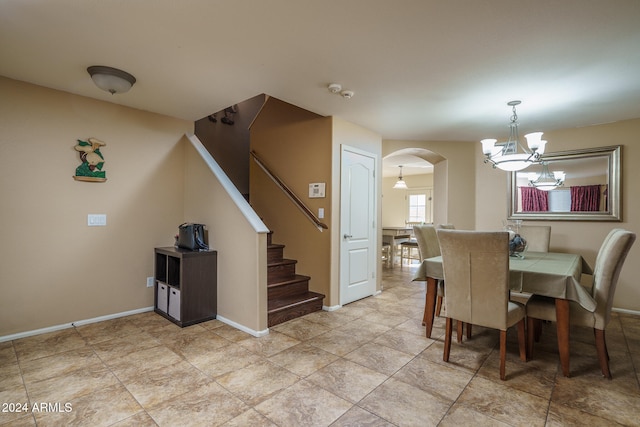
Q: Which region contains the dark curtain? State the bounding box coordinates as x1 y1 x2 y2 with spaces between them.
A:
520 187 549 211
571 185 601 211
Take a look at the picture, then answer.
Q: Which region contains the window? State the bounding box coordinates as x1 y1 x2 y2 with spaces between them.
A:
407 188 433 223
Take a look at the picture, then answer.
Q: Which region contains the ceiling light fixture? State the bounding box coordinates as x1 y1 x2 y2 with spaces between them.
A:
87 65 136 94
528 162 565 191
481 100 546 172
393 165 408 189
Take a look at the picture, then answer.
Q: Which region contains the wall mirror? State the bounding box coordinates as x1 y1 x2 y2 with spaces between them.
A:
508 145 621 221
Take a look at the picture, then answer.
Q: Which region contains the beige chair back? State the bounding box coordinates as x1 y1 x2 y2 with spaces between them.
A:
412 225 440 260
518 225 551 252
438 230 510 330
589 229 636 329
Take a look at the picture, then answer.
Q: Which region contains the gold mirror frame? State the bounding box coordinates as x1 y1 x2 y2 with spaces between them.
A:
508 145 621 221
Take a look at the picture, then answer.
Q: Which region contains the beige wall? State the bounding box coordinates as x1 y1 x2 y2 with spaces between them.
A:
249 98 333 301
0 77 192 336
382 174 434 227
184 143 268 332
476 118 640 312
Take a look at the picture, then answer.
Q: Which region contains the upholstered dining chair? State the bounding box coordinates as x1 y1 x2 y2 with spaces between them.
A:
518 225 551 252
438 229 527 380
526 228 636 379
413 224 453 319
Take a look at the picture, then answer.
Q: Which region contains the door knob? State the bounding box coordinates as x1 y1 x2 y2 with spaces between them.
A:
343 234 353 239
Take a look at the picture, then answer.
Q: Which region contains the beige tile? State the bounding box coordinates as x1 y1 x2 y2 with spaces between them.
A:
13 329 87 362
301 310 359 329
126 310 174 331
0 341 17 366
359 377 452 426
254 379 352 427
332 406 395 427
212 324 254 342
270 318 331 341
306 359 388 403
215 360 299 406
74 318 142 345
393 354 472 401
121 360 211 408
438 403 512 427
309 327 375 357
476 345 557 398
335 318 392 341
546 402 622 427
188 342 263 379
344 342 413 376
455 376 549 426
236 331 300 357
32 383 141 427
222 408 276 427
146 381 248 427
19 347 103 383
373 328 433 356
168 330 230 359
0 385 31 425
268 342 339 376
551 374 640 425
25 364 120 404
105 344 184 382
91 331 160 359
108 411 158 427
0 361 24 391
199 318 227 331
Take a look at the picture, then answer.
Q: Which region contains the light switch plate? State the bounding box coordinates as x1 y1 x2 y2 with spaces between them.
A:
88 214 107 226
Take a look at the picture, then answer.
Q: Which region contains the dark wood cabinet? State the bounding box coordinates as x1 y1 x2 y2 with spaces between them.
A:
154 246 217 327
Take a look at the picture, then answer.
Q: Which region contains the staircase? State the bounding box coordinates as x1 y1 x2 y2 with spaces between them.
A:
267 232 325 327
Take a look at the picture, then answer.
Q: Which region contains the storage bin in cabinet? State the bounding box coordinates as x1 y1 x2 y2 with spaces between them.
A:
168 287 181 321
157 282 168 313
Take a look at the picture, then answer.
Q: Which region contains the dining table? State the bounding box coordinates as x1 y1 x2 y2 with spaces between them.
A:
413 251 594 377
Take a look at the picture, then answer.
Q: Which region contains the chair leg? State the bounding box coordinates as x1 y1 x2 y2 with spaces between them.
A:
517 319 527 362
444 318 453 362
466 323 472 339
527 316 536 360
456 320 463 343
499 330 507 380
594 329 612 379
534 318 542 342
435 296 443 317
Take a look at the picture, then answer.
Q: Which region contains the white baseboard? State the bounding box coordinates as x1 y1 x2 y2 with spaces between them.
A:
215 315 269 337
612 307 640 316
323 304 341 311
0 307 154 343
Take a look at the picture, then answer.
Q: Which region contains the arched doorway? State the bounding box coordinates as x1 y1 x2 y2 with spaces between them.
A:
382 148 446 227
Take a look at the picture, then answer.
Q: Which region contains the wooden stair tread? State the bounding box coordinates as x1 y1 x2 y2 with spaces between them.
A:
268 258 297 267
267 274 310 288
268 291 325 312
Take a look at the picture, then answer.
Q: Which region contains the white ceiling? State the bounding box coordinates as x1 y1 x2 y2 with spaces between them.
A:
2 1 640 150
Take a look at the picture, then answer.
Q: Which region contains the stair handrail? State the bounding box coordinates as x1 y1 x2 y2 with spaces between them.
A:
250 150 328 232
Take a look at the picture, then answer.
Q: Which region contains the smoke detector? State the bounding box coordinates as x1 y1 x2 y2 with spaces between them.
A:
328 83 342 93
341 90 354 99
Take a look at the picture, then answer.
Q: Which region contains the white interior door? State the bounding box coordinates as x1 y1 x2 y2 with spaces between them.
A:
340 146 376 305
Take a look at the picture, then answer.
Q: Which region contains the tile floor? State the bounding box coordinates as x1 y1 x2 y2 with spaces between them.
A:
2 265 640 426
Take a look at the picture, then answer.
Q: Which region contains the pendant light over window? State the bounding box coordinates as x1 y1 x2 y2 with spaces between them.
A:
393 165 408 189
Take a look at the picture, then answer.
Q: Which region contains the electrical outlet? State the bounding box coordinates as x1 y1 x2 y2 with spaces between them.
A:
146 277 154 287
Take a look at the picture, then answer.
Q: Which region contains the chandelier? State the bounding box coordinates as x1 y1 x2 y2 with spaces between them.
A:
393 165 408 189
528 161 565 191
481 100 547 172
